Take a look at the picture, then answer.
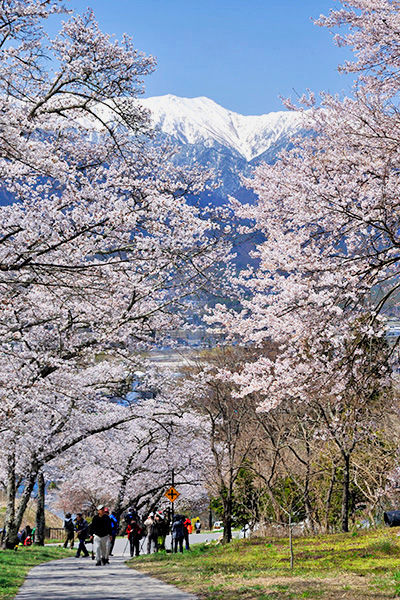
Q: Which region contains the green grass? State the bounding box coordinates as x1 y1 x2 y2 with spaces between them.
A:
127 527 400 599
0 546 73 600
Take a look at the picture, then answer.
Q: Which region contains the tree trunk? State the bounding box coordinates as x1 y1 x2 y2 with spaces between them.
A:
265 486 282 524
289 514 294 570
3 467 38 549
2 452 16 549
223 490 233 543
324 465 337 534
304 439 316 534
35 472 45 545
113 454 135 520
304 491 315 534
341 453 350 533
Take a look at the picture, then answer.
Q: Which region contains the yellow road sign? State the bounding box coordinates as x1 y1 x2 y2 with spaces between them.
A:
164 486 180 503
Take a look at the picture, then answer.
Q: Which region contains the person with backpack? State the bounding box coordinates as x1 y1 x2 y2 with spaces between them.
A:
63 513 75 549
124 507 137 529
74 513 90 558
126 515 144 557
155 512 168 550
172 515 185 553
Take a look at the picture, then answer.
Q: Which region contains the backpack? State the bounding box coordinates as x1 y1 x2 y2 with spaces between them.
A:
64 518 74 533
128 521 145 539
172 519 185 539
109 514 119 535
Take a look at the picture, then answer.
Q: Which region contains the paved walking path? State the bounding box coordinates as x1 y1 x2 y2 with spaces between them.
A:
15 531 244 599
15 554 196 600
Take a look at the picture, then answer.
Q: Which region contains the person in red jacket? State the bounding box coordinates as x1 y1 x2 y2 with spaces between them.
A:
126 516 144 557
183 517 192 550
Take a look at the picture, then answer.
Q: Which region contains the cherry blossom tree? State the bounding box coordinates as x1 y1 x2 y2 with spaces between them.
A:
0 1 230 548
51 375 211 520
208 0 399 530
210 0 398 411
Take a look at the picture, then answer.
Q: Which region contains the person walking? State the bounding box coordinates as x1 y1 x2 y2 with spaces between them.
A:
144 512 159 554
104 508 119 556
183 517 192 550
155 512 168 551
89 505 112 566
126 515 144 557
172 515 185 553
63 513 75 549
74 513 89 558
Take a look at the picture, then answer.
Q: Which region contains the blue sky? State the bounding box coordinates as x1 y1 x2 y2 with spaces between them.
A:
60 0 352 115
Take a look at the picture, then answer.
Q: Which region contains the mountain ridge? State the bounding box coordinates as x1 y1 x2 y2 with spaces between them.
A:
140 94 302 163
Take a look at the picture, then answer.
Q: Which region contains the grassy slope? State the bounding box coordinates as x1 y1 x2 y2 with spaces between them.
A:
128 527 400 599
0 546 73 600
0 494 63 530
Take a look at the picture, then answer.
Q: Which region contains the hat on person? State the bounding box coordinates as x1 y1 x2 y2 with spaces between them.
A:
97 504 105 510
65 513 71 518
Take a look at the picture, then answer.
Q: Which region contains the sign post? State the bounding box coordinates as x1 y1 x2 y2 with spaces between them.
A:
164 468 181 552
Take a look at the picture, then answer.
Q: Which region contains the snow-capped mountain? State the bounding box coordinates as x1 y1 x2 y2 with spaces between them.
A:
141 94 302 163
139 95 302 196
